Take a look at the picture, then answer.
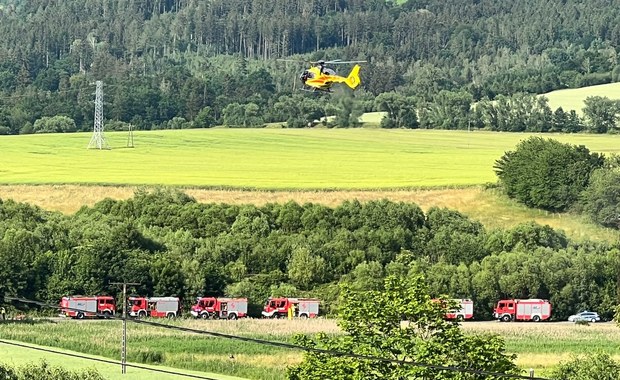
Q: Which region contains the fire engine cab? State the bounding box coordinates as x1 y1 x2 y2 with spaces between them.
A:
128 296 180 319
190 297 248 320
494 299 551 322
61 296 116 319
261 297 320 319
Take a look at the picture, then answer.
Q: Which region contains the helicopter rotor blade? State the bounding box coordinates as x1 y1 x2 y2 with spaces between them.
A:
277 59 306 63
321 60 368 65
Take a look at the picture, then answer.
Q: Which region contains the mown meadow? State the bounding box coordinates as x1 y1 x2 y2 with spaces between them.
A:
0 319 617 379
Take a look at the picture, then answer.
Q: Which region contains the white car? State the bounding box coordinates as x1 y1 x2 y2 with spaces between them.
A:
568 311 601 323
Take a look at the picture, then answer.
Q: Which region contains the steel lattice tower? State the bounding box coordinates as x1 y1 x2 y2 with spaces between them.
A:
87 81 110 149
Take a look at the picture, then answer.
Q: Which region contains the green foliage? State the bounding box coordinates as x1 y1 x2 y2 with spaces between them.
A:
495 137 604 211
287 246 327 291
287 275 518 379
424 207 487 264
1 189 619 322
333 95 363 128
32 116 77 134
485 221 568 252
551 353 620 380
375 92 418 129
194 106 216 128
0 361 104 380
583 96 620 133
580 168 620 229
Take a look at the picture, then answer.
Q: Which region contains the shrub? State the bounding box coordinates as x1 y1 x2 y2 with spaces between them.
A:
551 353 620 380
494 137 604 211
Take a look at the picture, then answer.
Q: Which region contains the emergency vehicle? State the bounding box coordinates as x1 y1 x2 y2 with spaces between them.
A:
494 299 551 322
444 299 474 321
60 296 116 319
128 296 180 319
261 297 320 319
190 297 248 320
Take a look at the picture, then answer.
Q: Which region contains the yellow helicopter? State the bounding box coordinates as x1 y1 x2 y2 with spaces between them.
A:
279 59 367 93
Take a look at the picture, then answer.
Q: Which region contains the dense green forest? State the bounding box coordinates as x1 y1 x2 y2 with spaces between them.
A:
3 0 620 131
1 189 618 320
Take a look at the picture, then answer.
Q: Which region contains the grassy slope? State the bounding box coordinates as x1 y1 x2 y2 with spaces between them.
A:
541 82 620 114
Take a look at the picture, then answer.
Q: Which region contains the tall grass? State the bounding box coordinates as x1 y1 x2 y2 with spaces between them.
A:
0 319 339 380
1 319 618 378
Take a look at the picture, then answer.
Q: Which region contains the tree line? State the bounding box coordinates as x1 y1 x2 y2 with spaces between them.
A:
4 1 620 132
1 188 618 320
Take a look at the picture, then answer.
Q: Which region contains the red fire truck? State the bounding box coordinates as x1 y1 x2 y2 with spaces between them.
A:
60 296 116 319
128 296 180 319
261 297 320 319
494 299 551 322
190 297 248 320
445 299 474 321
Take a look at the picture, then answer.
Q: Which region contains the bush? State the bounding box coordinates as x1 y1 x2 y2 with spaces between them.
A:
0 361 104 380
580 168 620 229
33 116 77 133
551 353 620 380
494 137 604 211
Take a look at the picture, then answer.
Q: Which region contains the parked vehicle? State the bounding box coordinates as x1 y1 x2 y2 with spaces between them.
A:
261 297 320 319
128 296 180 319
493 299 551 322
445 299 474 321
60 295 116 319
568 311 601 323
190 297 248 320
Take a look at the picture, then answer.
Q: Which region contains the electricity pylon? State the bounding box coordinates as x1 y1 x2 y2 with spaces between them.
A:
87 80 110 149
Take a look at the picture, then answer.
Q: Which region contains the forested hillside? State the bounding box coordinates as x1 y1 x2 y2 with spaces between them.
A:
1 190 618 321
2 0 620 131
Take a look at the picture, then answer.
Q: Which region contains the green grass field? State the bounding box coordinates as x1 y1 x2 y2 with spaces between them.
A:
0 339 245 380
1 319 617 379
541 82 620 114
1 129 619 189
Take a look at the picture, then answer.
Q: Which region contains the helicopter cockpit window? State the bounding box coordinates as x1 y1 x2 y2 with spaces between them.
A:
300 70 314 82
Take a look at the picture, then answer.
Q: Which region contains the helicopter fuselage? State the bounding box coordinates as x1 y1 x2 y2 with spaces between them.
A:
300 66 343 91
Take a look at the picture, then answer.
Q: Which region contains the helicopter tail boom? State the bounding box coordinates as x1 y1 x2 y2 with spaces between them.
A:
345 65 361 89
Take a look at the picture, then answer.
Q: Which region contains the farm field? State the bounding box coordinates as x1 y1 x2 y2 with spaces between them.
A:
1 129 619 241
541 82 620 114
0 319 617 379
0 129 619 189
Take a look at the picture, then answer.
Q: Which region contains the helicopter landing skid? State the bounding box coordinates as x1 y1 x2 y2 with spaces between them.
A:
300 87 331 94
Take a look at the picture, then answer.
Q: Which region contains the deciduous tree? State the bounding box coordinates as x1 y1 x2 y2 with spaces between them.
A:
288 275 518 379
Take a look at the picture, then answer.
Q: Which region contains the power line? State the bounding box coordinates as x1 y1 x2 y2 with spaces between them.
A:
0 339 221 380
5 296 550 380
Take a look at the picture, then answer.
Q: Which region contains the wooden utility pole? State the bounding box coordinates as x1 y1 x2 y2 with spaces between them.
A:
110 281 140 374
